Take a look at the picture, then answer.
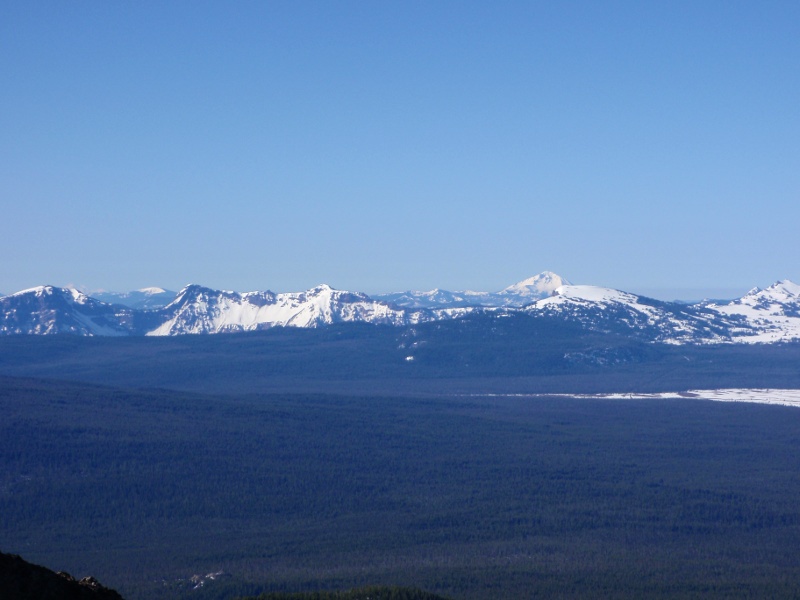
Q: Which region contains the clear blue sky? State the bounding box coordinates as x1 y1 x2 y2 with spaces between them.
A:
2 1 798 300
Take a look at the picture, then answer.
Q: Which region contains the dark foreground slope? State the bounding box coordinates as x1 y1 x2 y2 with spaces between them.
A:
3 376 800 599
0 551 444 600
0 551 123 600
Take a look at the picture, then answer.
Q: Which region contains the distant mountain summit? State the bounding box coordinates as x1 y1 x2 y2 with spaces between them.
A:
375 271 570 308
375 288 491 309
704 280 800 342
92 287 176 310
496 271 571 304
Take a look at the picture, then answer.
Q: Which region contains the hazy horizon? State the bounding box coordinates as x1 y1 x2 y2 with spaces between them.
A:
2 274 758 304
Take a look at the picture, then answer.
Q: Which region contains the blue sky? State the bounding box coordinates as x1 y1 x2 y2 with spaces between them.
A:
2 1 798 300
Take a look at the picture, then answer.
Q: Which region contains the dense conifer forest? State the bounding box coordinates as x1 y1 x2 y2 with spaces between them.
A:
3 338 800 599
2 318 800 395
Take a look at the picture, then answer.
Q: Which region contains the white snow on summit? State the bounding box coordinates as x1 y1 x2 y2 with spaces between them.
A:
10 285 56 298
498 271 571 300
544 284 637 304
9 285 91 304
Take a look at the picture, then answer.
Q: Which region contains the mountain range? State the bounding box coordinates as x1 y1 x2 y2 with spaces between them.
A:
373 271 571 308
1 272 799 344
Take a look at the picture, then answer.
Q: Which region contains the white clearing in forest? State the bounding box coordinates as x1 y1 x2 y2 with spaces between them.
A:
479 389 800 408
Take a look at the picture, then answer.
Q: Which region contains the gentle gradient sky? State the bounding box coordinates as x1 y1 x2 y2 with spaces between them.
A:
2 1 798 300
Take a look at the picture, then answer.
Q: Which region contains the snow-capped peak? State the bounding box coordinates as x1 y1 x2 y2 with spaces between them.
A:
701 279 800 343
494 272 572 306
173 283 204 299
755 279 800 300
9 285 89 303
717 279 800 310
500 271 571 295
307 283 335 294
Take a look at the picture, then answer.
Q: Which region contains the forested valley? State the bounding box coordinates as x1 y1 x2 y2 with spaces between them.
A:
3 332 800 600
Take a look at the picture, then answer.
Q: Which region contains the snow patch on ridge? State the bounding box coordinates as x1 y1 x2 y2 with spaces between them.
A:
9 285 56 298
546 285 638 304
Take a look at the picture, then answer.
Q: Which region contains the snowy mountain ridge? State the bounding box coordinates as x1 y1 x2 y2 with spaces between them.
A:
148 283 434 335
2 273 800 344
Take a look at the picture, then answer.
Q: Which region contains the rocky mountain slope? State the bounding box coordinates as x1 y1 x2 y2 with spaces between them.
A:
0 286 135 336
